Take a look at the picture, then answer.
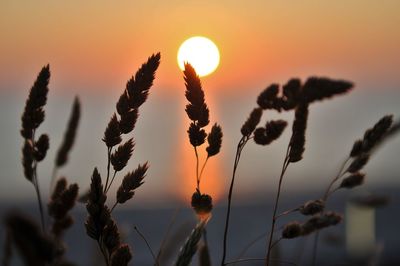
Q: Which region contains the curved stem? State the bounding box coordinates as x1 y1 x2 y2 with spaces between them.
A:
110 202 118 213
275 207 300 220
194 146 200 191
106 171 117 194
311 156 351 266
221 136 247 266
323 157 350 201
198 156 209 184
265 144 291 266
134 226 159 266
104 147 112 193
33 164 45 232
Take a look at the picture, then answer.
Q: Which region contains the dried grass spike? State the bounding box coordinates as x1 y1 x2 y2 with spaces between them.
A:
55 97 81 167
33 134 49 161
183 63 210 128
21 65 50 139
302 77 353 103
50 177 67 201
119 109 138 134
257 84 281 110
110 244 132 266
191 190 213 216
350 194 390 208
288 102 309 163
103 219 121 254
206 123 223 157
188 123 207 147
85 168 108 240
103 114 122 147
299 199 325 215
5 212 60 265
350 139 363 157
339 172 365 189
361 115 393 153
126 53 161 109
116 163 148 204
22 140 34 182
240 107 262 137
110 139 135 172
281 78 301 110
282 222 302 239
347 154 369 173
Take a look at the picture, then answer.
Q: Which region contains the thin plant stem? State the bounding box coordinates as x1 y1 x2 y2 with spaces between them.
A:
104 147 112 193
198 156 209 184
156 207 180 265
194 146 200 191
30 130 45 232
221 136 248 266
235 231 268 262
323 157 351 200
110 202 118 213
106 171 117 194
265 144 291 266
32 164 45 232
275 207 300 220
311 156 351 266
270 237 282 250
134 226 159 266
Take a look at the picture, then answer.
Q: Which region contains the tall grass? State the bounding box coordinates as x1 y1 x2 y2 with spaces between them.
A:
2 54 400 266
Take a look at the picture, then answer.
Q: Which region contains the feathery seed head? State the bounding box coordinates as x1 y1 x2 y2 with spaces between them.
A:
33 134 49 161
206 123 223 157
299 199 325 215
282 222 302 239
110 138 135 172
241 107 263 137
103 114 122 147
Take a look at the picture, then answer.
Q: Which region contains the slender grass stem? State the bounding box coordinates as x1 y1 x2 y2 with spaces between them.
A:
134 226 159 266
265 144 291 266
156 207 180 264
32 163 45 232
110 202 118 213
275 207 300 220
311 156 351 266
30 130 45 232
198 156 209 184
194 146 200 191
221 136 247 266
106 171 117 193
104 147 112 193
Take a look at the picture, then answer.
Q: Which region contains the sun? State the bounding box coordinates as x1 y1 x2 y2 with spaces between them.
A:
177 36 220 77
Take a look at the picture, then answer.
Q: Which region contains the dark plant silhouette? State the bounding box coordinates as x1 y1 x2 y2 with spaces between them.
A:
85 53 160 266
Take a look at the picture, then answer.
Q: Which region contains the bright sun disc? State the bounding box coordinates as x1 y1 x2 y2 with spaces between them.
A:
177 36 220 77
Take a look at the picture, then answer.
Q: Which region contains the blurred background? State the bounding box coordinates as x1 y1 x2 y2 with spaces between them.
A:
1 1 400 265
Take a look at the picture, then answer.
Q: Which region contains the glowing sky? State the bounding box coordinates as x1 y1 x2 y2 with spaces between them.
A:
0 1 399 206
1 1 400 93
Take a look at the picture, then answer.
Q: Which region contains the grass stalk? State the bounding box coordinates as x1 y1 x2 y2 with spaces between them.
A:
221 136 247 266
265 144 291 266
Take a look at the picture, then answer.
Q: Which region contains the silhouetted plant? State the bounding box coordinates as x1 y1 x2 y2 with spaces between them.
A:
85 53 160 266
181 63 222 265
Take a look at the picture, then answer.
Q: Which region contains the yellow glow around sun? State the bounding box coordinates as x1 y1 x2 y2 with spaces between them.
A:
177 36 220 77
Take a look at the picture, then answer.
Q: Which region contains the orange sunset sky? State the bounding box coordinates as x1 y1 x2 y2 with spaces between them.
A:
1 1 399 207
